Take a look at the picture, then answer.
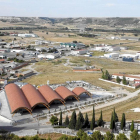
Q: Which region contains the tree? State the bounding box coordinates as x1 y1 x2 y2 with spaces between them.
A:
50 116 58 125
64 115 69 126
130 130 140 140
59 112 62 126
90 106 95 130
81 133 88 140
97 110 103 127
77 129 85 139
113 107 119 122
83 113 90 128
76 111 84 130
57 135 68 140
102 71 105 79
105 70 111 80
0 129 11 140
130 120 134 132
47 136 52 140
91 131 104 140
110 112 115 130
122 76 127 85
68 110 77 129
121 113 126 130
116 76 121 83
116 133 128 140
104 131 115 140
73 41 77 43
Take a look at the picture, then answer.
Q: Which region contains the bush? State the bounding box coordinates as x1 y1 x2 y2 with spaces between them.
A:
50 116 58 125
53 126 67 128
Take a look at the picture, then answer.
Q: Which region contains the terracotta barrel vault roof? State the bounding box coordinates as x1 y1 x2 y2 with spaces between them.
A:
5 83 31 113
21 84 48 108
38 85 64 104
55 86 78 100
72 87 90 96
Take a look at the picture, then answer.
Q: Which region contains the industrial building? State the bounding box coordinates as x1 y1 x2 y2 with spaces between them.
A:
60 43 85 50
119 54 138 60
18 34 38 38
38 53 60 59
4 84 91 115
94 45 120 52
104 53 119 58
71 50 87 55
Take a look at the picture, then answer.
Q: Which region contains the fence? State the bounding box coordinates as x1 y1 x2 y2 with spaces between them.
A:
39 128 77 136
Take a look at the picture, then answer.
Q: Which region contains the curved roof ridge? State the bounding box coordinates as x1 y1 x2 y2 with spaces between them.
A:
5 83 31 114
55 86 78 100
21 84 48 108
72 87 91 97
38 85 64 104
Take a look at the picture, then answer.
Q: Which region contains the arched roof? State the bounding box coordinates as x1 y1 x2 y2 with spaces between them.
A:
72 87 92 98
38 85 64 104
21 84 48 108
55 86 78 100
72 87 88 96
5 83 31 114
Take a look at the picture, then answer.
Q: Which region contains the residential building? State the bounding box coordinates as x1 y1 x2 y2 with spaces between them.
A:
112 73 140 82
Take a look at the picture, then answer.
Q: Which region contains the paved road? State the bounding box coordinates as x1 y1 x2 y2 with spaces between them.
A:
0 123 53 132
1 86 140 134
82 88 140 113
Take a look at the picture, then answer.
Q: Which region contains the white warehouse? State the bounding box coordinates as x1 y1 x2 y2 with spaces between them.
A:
119 54 138 60
38 53 60 59
71 50 87 55
104 53 119 58
10 49 24 53
18 34 38 38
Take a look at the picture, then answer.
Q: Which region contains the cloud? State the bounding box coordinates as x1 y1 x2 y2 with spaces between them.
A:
106 3 116 7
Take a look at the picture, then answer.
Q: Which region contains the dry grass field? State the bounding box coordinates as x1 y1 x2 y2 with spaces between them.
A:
87 95 140 122
33 30 134 45
69 56 140 71
23 56 139 92
39 133 63 140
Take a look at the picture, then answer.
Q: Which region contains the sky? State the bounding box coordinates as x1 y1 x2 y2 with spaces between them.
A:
0 0 140 17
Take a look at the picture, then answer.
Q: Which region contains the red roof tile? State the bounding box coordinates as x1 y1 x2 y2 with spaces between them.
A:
55 86 77 100
38 85 64 104
21 84 48 108
0 59 5 62
5 83 31 113
72 87 89 96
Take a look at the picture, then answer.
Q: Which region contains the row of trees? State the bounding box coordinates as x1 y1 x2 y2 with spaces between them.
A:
51 106 136 133
68 106 103 130
56 129 140 140
50 106 103 130
101 69 128 85
110 108 135 132
116 76 127 85
0 128 140 140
